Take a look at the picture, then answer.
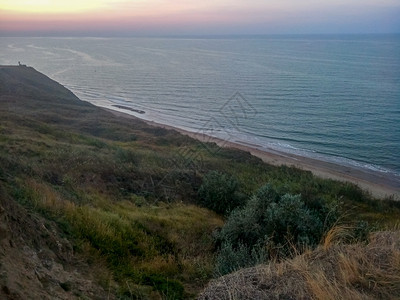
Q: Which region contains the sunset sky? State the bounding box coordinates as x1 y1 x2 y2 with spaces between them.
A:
1 0 399 36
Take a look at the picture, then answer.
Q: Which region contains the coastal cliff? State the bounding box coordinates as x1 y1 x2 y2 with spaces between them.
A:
0 66 399 299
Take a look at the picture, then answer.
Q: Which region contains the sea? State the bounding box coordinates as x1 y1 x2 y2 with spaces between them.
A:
1 35 399 181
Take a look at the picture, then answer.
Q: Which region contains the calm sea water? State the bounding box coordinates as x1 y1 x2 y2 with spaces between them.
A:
1 36 399 179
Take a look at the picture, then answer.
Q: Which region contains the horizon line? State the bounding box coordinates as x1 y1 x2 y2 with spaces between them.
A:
1 32 400 39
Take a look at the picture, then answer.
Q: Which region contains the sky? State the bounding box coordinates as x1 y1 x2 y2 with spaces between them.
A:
0 0 399 36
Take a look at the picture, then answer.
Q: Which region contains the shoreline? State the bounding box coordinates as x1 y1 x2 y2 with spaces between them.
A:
104 108 400 200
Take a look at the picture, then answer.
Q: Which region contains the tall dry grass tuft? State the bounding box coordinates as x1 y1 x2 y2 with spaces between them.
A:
321 225 354 250
23 178 74 214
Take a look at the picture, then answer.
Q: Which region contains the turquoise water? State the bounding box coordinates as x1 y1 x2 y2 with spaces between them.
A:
1 36 399 180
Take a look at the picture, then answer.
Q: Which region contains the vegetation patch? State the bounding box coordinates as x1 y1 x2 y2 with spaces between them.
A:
1 66 399 298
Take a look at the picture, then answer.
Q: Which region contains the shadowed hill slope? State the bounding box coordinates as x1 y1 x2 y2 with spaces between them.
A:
0 65 81 102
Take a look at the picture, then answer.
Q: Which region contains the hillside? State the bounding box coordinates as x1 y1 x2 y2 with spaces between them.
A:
0 65 399 299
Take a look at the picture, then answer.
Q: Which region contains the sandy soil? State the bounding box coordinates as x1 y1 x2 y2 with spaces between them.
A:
105 108 400 200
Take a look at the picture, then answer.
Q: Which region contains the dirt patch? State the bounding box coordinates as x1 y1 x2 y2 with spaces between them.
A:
0 185 112 299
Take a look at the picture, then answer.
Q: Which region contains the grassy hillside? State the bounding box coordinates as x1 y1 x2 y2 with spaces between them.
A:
0 65 399 299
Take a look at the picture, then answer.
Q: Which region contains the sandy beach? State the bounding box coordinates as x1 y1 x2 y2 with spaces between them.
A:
105 108 400 200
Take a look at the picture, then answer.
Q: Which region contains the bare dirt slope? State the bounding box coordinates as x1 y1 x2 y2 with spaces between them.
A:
0 185 111 299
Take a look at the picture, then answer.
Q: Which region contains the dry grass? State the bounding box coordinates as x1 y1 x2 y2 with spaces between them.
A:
17 178 222 297
321 224 355 250
199 229 400 300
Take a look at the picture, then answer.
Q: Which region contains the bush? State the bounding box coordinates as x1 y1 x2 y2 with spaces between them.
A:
198 171 241 215
215 184 339 274
266 194 323 247
214 241 267 276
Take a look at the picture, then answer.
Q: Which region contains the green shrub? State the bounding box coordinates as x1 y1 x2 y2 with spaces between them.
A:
215 184 340 274
214 241 267 276
266 193 324 247
198 171 241 215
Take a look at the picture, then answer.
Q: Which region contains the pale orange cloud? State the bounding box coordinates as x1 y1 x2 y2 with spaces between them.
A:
0 0 399 34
